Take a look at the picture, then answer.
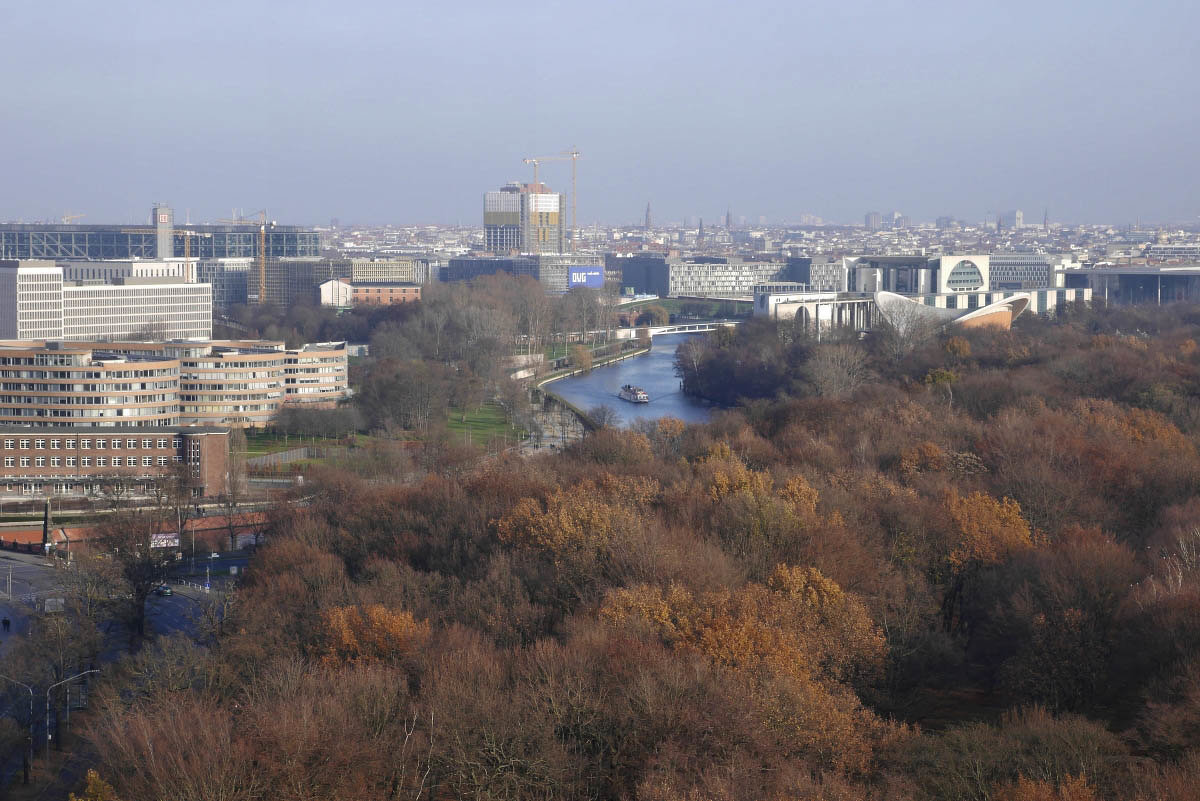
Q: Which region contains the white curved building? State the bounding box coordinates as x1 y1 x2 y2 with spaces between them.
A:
874 291 1031 332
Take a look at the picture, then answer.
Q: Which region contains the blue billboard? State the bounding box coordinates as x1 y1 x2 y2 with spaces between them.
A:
567 266 605 289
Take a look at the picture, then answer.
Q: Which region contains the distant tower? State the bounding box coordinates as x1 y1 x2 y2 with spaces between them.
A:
698 218 704 246
645 202 652 230
725 208 733 230
152 203 174 259
1043 208 1049 232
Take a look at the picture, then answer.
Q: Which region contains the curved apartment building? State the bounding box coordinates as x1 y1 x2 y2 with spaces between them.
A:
0 339 348 429
0 343 179 427
178 345 287 427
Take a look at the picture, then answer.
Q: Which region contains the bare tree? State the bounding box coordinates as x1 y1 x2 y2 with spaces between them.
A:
219 427 249 552
872 299 943 358
587 405 621 429
803 344 874 397
89 464 197 641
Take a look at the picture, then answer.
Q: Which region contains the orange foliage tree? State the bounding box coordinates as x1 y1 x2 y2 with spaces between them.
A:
319 604 430 668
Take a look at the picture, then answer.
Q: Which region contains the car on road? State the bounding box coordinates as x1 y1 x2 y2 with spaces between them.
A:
153 584 173 597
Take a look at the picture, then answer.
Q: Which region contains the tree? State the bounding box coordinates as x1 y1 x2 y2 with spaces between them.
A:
803 344 873 397
89 465 197 640
219 426 248 552
68 770 122 801
587 404 620 429
636 305 669 326
569 344 593 372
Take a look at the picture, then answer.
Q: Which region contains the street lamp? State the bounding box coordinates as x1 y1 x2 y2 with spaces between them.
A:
46 669 98 756
0 673 34 784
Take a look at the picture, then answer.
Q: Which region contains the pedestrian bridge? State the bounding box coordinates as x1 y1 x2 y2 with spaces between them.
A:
613 320 741 340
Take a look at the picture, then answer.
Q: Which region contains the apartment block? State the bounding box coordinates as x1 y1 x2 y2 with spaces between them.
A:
0 339 348 429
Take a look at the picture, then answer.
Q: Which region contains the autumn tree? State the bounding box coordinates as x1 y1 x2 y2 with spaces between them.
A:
940 490 1033 632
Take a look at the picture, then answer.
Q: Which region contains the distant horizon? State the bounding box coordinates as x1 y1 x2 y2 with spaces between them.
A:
3 207 1197 232
1 1 1195 227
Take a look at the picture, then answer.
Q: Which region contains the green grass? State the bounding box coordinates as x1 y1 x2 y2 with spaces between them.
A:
446 402 526 445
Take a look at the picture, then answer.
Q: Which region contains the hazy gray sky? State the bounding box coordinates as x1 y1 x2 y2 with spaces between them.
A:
2 0 1197 226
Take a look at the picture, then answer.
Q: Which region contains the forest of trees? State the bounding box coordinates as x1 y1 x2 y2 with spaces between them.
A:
65 302 1200 799
227 276 614 438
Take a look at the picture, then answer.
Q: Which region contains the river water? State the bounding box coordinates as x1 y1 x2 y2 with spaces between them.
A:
547 333 713 426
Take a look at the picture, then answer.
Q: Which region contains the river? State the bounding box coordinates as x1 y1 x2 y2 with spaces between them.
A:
546 333 713 426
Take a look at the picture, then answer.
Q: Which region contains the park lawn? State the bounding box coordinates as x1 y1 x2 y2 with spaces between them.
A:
446 402 525 445
243 430 374 456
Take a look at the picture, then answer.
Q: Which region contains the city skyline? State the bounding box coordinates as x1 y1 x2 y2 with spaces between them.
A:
1 0 1197 227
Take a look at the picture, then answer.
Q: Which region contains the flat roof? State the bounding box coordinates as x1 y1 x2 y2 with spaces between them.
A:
0 425 228 434
1066 265 1200 276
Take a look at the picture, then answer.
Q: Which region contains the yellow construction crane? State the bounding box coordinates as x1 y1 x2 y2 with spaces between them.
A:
120 227 210 283
522 149 581 252
215 211 272 305
175 229 212 284
60 213 85 224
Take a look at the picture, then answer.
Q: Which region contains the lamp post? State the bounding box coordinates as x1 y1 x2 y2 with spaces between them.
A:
45 669 98 756
0 673 34 784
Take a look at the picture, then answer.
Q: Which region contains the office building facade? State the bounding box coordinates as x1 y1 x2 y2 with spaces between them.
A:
445 254 603 293
0 260 212 341
0 425 229 499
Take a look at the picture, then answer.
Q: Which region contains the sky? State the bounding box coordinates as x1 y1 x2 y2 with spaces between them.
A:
1 0 1197 227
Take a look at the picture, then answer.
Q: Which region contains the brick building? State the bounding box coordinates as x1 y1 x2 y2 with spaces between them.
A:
350 282 422 305
0 426 229 498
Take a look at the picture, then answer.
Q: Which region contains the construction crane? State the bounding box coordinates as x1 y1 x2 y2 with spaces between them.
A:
522 149 581 252
60 213 85 224
120 227 211 283
175 229 212 284
215 211 272 305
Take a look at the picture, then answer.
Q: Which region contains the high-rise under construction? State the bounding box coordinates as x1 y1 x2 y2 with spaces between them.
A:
483 182 565 254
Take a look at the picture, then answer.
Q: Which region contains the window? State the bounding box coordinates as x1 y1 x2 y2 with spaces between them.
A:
34 457 44 467
96 457 106 467
34 439 44 450
127 439 137 449
111 439 121 450
19 440 29 450
142 439 152 449
65 440 74 449
49 439 59 449
66 457 75 467
157 438 168 449
81 457 90 467
157 456 168 466
80 439 90 449
3 457 12 468
3 440 12 450
19 457 29 467
95 439 105 450
111 457 122 467
173 438 182 448
140 456 151 466
50 457 60 467
173 455 182 463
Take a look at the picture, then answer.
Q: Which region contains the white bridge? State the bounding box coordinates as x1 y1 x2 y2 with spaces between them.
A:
612 320 741 340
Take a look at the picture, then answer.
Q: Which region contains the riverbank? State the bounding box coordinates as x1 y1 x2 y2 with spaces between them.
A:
537 333 713 429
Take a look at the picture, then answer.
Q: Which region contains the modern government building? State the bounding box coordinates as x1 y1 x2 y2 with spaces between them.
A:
0 205 319 261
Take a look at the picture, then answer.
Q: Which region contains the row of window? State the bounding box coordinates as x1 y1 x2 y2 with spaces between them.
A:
2 437 181 450
3 455 178 467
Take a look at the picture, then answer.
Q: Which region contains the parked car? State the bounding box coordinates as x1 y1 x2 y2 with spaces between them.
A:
153 584 173 597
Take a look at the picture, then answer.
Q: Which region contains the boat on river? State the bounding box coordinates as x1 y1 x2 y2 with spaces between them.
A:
619 384 649 403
